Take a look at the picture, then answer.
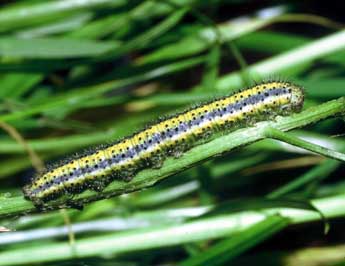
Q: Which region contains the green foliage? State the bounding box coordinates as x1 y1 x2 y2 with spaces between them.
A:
0 1 345 266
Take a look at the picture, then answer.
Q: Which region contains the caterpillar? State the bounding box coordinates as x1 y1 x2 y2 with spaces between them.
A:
23 81 304 208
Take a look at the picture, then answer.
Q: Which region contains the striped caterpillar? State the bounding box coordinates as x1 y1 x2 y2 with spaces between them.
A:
23 81 304 208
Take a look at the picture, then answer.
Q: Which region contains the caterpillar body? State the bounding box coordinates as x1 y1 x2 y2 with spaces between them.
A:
23 81 304 208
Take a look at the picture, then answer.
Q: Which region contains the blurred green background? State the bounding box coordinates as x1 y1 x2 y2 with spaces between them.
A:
0 0 345 265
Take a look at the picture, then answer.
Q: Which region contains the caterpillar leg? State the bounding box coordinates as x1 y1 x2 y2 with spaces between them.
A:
67 201 84 210
89 175 111 192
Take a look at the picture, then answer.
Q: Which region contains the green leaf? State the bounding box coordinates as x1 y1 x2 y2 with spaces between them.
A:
0 73 42 98
297 78 345 99
0 37 117 58
200 43 220 92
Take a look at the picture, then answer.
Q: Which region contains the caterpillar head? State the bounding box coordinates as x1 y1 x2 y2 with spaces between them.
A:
288 83 304 112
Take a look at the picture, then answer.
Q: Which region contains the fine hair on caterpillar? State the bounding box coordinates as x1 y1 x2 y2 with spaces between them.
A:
23 80 304 209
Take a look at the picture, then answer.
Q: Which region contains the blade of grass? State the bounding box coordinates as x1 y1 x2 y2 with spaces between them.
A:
0 37 118 58
105 8 188 57
297 78 345 99
0 73 42 99
179 215 288 266
15 12 93 38
248 130 345 154
199 43 220 92
0 206 208 245
264 127 345 162
0 0 125 32
67 13 127 39
267 159 341 199
235 31 308 54
235 31 345 67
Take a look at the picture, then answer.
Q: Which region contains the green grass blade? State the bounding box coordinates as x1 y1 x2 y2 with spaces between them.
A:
179 215 288 266
0 37 117 58
264 127 345 162
267 160 341 199
0 0 125 31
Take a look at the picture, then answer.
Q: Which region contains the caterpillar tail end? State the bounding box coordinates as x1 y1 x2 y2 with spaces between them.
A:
22 184 45 210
